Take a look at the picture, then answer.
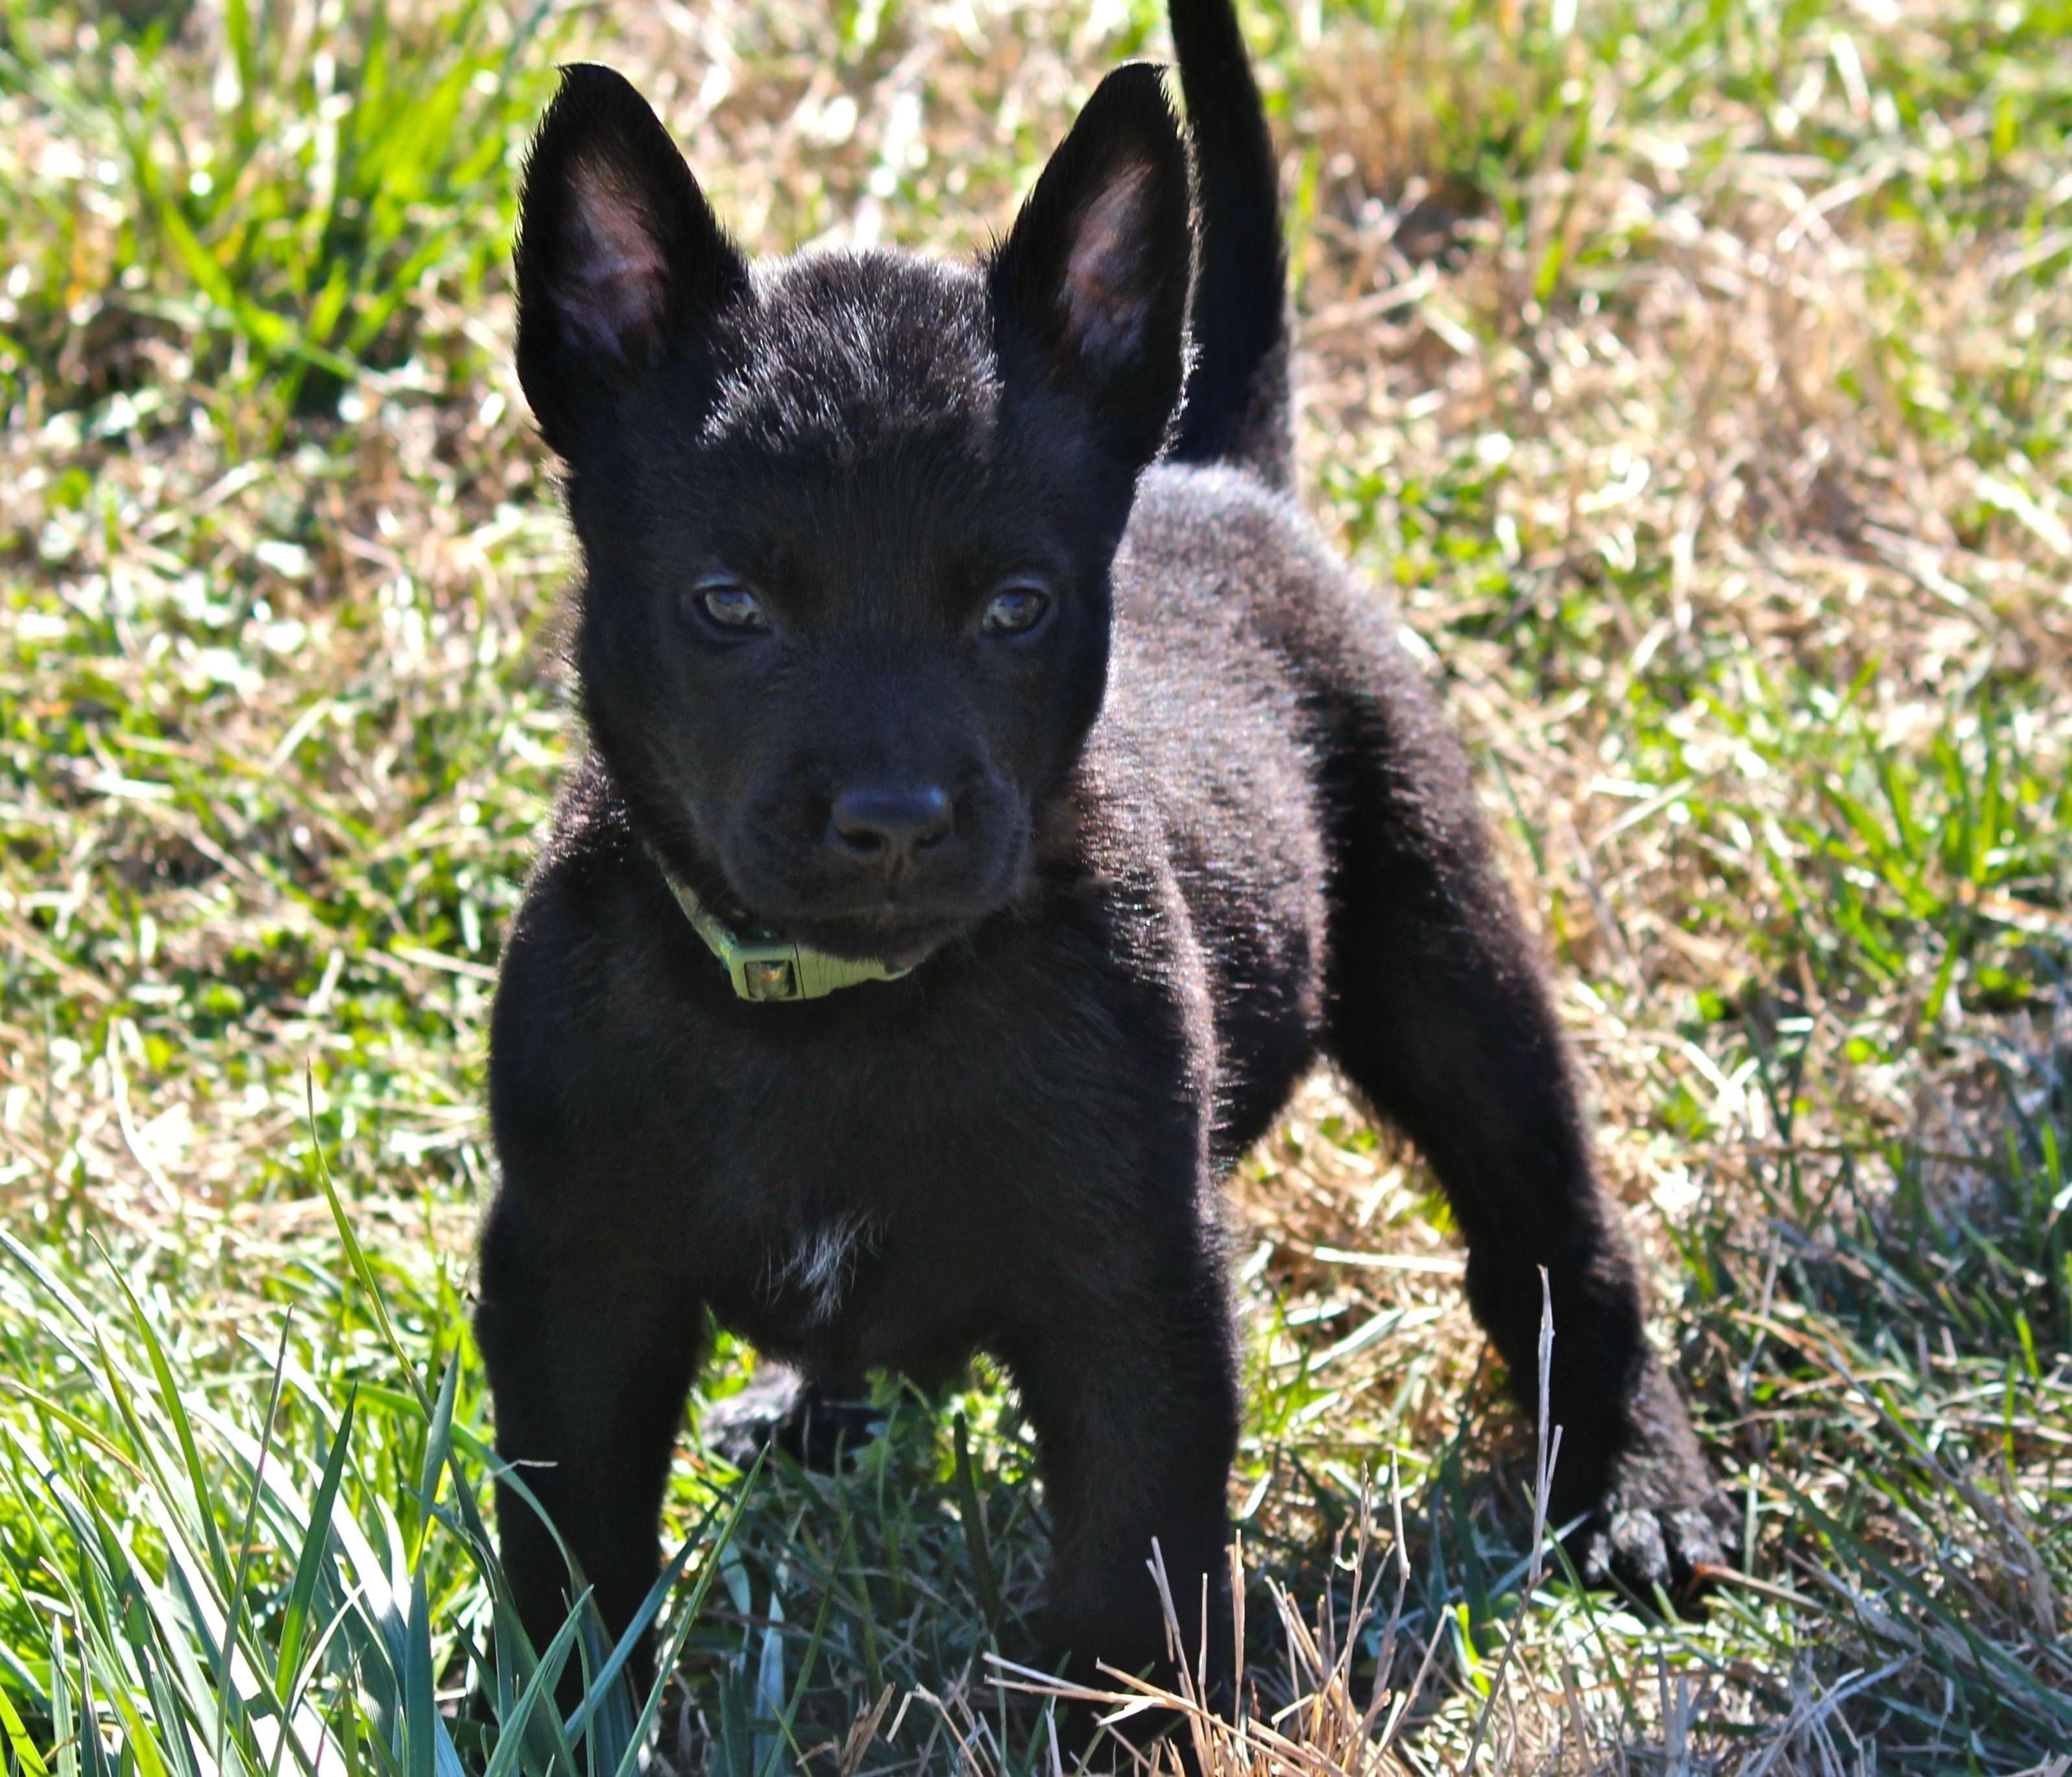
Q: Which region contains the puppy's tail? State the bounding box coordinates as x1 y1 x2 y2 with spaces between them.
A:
1168 0 1292 490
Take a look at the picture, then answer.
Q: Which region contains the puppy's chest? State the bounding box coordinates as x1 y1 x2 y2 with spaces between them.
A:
712 1198 987 1371
690 1117 1000 1351
759 1209 878 1328
657 950 1153 1343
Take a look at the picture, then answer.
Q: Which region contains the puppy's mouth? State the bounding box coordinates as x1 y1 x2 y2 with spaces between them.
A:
721 834 1031 971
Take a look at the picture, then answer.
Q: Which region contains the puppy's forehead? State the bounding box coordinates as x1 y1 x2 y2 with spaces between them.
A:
703 250 1000 457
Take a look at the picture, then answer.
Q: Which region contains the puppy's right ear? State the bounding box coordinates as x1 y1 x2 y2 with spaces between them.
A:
514 64 747 454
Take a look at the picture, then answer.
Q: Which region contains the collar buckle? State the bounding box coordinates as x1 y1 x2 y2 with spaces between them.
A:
648 849 911 1003
723 936 910 1003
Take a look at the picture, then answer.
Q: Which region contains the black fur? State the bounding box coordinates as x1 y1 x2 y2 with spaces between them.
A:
479 6 1728 1739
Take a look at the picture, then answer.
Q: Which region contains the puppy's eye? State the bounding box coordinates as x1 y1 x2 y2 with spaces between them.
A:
980 582 1053 637
684 579 767 633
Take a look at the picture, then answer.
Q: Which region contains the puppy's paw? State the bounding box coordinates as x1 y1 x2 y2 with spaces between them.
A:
1563 1416 1735 1608
1552 1356 1736 1609
1572 1489 1732 1602
702 1367 884 1473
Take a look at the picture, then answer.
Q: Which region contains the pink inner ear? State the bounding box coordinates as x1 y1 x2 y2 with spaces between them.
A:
557 158 671 361
1058 163 1155 367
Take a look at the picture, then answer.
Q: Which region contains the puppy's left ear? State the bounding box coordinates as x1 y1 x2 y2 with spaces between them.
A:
989 64 1190 471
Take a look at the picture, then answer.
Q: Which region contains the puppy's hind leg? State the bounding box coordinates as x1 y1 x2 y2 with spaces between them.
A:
1318 660 1730 1601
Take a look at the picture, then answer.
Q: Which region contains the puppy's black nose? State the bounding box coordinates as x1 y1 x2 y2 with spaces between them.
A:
828 785 954 862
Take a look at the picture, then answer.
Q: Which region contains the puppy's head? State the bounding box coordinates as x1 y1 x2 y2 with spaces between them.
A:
514 64 1188 964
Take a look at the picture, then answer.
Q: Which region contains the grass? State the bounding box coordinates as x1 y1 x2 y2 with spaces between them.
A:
1 0 2069 1770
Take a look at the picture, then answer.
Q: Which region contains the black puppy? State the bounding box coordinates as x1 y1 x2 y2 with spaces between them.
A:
478 0 1728 1724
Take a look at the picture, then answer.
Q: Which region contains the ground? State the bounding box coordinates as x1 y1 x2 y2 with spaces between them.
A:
0 0 2067 1772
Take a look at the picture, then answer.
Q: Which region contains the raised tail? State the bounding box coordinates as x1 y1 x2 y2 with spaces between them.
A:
1168 0 1292 490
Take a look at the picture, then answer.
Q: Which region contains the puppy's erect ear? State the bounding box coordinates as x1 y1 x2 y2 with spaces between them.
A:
514 64 747 453
989 64 1190 471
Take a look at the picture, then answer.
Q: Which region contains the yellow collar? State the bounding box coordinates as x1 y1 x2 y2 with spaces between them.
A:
651 857 910 1003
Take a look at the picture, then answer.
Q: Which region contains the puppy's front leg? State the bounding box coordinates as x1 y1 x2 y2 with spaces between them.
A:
474 1189 706 1708
1000 1237 1240 1723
